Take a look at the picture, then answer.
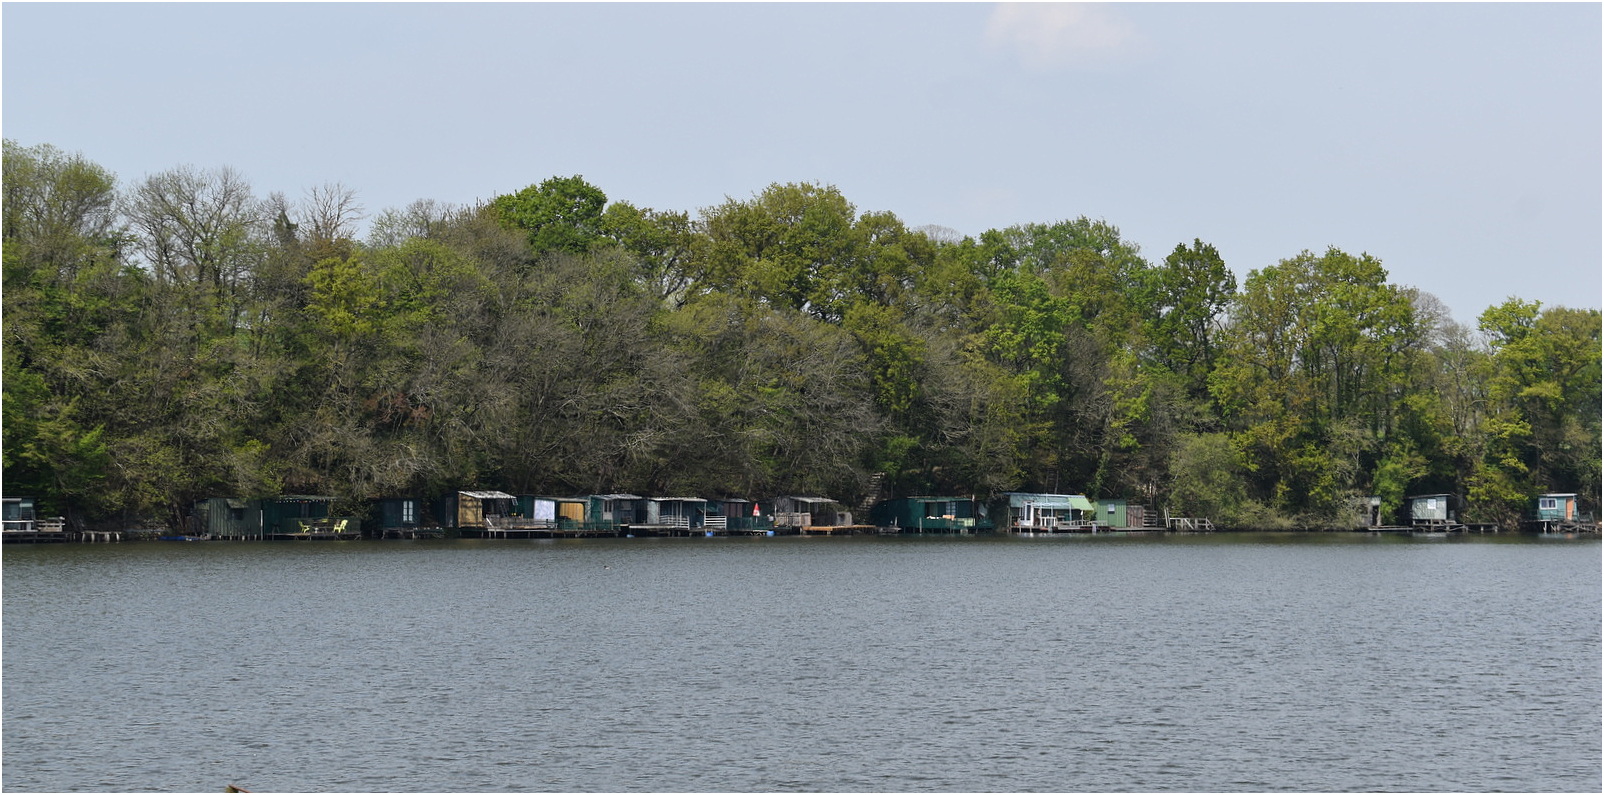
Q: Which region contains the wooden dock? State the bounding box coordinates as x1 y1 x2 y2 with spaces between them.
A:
1166 517 1216 532
798 524 876 536
2 517 70 543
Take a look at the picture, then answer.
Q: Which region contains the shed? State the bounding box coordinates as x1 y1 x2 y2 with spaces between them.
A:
771 496 851 529
259 495 358 537
2 496 36 532
707 498 765 531
1351 496 1383 528
870 497 991 533
1535 493 1578 523
588 494 645 529
517 496 587 528
645 497 707 529
193 497 256 538
436 490 517 530
1096 498 1128 529
374 496 425 531
1407 494 1455 524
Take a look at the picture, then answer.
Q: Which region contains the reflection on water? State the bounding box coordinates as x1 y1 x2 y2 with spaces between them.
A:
4 533 1599 792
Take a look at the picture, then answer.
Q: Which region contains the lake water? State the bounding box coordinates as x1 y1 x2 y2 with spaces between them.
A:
3 533 1599 793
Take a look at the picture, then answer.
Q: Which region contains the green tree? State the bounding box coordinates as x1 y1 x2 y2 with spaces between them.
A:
1210 247 1418 521
1469 300 1602 523
1146 239 1236 397
490 175 608 255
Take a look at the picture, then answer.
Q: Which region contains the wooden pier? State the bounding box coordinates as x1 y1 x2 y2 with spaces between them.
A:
266 518 360 541
1166 517 1216 533
382 527 446 539
799 524 876 536
2 516 70 543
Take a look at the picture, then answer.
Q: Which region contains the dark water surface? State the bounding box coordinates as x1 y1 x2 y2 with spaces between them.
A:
4 533 1599 792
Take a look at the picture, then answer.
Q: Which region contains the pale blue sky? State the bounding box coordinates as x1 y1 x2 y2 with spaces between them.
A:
5 2 1599 324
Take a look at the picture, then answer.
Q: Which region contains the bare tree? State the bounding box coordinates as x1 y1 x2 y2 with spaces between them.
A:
299 182 365 246
122 165 265 333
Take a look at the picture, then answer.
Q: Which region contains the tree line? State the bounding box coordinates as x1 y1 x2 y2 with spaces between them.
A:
4 140 1599 531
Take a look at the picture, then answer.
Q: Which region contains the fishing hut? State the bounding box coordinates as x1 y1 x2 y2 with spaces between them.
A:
190 495 358 540
259 496 361 540
870 497 992 534
771 496 866 535
1350 496 1384 530
1526 493 1597 534
710 498 773 535
2 496 67 543
998 493 1097 532
437 490 518 536
630 497 711 536
373 496 442 538
192 497 253 538
1406 493 1464 534
513 496 592 536
588 494 645 534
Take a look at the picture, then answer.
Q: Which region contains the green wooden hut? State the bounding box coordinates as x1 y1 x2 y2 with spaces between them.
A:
587 494 644 531
870 497 992 533
1535 493 1579 523
192 497 256 538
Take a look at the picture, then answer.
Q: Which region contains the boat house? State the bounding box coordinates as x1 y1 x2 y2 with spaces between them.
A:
588 494 645 532
194 495 360 540
373 496 440 538
1092 498 1164 531
2 496 65 542
998 493 1096 532
870 497 992 533
1407 493 1462 531
516 496 587 529
1535 493 1579 523
435 490 518 533
641 497 708 533
771 496 856 533
1527 493 1596 533
707 498 770 533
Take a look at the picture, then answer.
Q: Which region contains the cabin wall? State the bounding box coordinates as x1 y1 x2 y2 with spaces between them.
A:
1409 496 1452 522
195 498 255 537
1098 500 1129 528
378 499 421 529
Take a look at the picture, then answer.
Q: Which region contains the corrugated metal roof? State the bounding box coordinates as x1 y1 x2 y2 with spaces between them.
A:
594 494 642 500
1005 493 1094 511
460 490 516 500
651 497 707 503
786 496 837 504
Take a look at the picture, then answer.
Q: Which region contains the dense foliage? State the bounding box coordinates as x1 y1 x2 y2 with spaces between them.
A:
5 140 1599 530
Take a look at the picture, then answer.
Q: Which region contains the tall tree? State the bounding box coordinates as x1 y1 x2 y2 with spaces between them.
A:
1146 239 1236 398
490 175 608 256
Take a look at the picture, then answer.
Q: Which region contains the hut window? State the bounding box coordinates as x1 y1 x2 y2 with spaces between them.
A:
401 500 416 523
1539 497 1558 510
